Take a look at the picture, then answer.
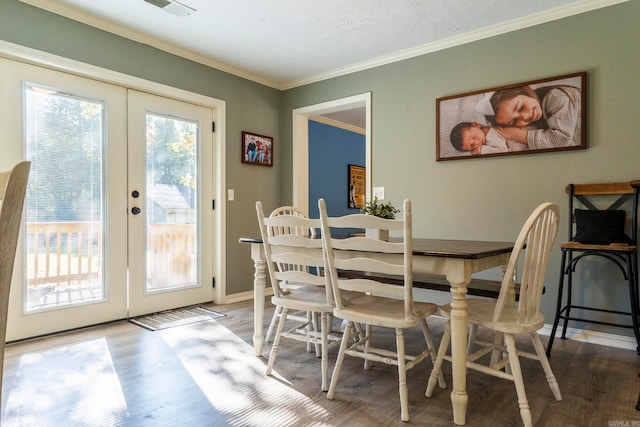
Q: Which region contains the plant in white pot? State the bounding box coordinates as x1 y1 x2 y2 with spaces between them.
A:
361 196 399 241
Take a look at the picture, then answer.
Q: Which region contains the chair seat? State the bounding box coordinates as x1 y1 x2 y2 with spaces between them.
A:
336 295 438 329
271 285 334 313
560 241 636 252
439 299 545 334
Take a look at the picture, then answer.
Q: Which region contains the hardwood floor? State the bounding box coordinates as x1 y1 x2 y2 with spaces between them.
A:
2 298 639 426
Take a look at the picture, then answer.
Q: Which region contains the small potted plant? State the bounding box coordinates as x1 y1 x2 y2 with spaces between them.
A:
361 196 399 240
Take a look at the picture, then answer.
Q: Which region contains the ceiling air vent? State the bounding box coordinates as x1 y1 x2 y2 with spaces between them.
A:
144 0 195 16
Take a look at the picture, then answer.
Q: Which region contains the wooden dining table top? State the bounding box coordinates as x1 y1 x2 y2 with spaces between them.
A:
240 237 514 259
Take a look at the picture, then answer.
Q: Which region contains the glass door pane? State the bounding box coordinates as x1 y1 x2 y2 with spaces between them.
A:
127 90 213 316
145 113 198 292
24 85 105 311
2 57 128 341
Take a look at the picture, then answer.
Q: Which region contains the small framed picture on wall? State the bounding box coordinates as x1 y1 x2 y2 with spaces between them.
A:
242 131 273 167
348 164 365 209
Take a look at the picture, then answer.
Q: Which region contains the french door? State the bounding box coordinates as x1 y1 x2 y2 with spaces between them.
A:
1 58 215 340
127 90 213 316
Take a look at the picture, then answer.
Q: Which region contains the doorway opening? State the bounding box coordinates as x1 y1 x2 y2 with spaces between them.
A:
292 93 371 216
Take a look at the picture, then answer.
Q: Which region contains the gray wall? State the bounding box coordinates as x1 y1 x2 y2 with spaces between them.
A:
2 0 639 338
281 1 640 337
0 0 281 296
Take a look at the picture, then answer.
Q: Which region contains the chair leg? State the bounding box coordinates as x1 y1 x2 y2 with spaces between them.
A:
320 312 329 391
426 322 450 398
625 254 640 354
490 332 505 371
352 322 364 341
395 328 410 422
547 250 568 357
636 374 640 411
310 311 321 356
467 324 478 354
266 307 288 376
561 261 574 340
531 333 562 401
504 334 532 427
265 305 281 343
364 324 372 370
327 321 353 400
420 319 446 388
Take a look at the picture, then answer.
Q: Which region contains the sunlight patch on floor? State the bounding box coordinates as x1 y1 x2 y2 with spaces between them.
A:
160 321 332 427
2 338 127 426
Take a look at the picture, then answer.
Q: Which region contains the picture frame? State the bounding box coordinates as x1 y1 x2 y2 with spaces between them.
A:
348 164 365 209
242 131 273 166
436 71 586 161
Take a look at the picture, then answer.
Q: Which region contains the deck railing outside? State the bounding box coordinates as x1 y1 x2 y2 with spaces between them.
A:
27 222 102 287
25 222 195 309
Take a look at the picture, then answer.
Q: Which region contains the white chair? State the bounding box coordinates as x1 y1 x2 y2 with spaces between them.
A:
0 161 31 400
425 202 562 427
256 201 339 391
263 206 319 355
319 198 444 422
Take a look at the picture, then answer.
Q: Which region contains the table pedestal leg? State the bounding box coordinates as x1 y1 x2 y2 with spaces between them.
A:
251 245 267 357
449 280 469 425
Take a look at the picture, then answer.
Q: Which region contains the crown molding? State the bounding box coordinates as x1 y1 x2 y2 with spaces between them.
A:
282 0 628 89
309 116 365 135
19 0 282 90
21 0 628 91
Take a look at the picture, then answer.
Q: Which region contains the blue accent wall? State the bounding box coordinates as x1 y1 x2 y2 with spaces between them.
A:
308 121 365 219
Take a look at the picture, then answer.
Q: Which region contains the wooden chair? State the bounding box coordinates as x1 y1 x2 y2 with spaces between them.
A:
319 198 444 422
426 203 562 427
255 201 339 391
0 161 31 401
263 206 319 354
546 181 640 356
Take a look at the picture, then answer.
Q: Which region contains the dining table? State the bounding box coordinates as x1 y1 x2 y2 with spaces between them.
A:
240 236 514 425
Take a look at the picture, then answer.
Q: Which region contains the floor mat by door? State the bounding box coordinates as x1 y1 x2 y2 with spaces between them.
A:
129 306 226 331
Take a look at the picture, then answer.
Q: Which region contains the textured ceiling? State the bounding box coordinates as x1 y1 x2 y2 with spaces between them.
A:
21 0 618 89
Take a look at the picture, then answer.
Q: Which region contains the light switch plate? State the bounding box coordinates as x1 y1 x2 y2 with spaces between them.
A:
227 189 235 201
373 187 384 200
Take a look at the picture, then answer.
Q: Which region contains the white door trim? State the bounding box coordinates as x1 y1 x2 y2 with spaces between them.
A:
292 93 371 215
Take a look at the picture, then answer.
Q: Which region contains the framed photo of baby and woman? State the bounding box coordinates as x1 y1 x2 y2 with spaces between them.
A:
436 71 586 161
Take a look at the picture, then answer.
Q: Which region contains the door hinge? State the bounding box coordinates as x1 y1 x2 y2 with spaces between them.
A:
212 277 216 288
212 199 215 210
212 122 215 132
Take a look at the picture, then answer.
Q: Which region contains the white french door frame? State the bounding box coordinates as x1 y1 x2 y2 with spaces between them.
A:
127 90 215 316
0 40 228 309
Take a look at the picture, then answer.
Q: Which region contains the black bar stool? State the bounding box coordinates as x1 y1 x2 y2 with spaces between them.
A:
547 180 640 356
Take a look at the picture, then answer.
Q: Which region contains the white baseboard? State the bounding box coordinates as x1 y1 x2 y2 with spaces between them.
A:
222 287 274 304
539 324 638 351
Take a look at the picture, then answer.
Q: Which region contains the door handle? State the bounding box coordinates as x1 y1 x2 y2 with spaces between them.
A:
131 207 141 215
